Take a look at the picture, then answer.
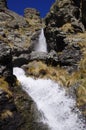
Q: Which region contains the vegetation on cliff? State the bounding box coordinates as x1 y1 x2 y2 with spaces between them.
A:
0 0 86 129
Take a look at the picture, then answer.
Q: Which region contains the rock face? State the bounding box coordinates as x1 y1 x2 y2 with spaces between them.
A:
81 0 86 27
0 0 86 129
44 0 85 71
0 41 13 82
0 0 7 9
0 41 19 130
46 0 81 27
0 1 43 130
44 0 86 119
0 3 42 65
24 8 41 23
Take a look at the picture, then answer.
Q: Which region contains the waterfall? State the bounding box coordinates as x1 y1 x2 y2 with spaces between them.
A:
13 67 85 130
34 28 47 52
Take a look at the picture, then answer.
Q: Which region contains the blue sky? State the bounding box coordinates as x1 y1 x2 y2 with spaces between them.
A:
7 0 55 17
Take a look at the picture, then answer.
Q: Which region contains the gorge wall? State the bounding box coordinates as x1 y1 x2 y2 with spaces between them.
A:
0 0 86 129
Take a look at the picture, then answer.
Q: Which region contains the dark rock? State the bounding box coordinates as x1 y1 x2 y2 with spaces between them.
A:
44 0 85 53
58 45 81 72
13 51 59 67
0 6 42 66
0 41 13 82
0 42 11 65
81 0 86 27
45 0 82 28
73 0 81 7
0 0 7 9
13 56 30 67
44 27 66 52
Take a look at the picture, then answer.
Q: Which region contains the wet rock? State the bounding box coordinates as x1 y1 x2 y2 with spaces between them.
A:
12 84 50 130
44 27 66 52
13 51 59 67
28 51 58 66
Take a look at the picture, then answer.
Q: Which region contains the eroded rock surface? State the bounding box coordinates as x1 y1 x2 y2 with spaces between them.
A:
0 0 86 129
0 1 45 130
44 0 86 119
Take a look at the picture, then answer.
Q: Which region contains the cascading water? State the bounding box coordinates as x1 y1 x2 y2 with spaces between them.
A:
34 28 47 52
13 67 85 130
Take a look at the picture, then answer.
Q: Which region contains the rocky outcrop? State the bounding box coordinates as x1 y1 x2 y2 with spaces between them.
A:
24 8 42 24
45 0 84 30
58 44 81 72
44 0 86 118
0 2 44 130
0 40 19 130
45 0 85 47
0 41 13 83
0 4 42 65
13 50 58 67
44 0 85 71
29 51 58 65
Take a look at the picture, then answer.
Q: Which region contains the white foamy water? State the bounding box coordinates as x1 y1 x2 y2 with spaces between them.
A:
13 67 85 130
34 28 47 52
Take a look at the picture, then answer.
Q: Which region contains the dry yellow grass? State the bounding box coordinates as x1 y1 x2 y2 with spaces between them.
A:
0 78 12 97
60 23 74 33
1 110 13 119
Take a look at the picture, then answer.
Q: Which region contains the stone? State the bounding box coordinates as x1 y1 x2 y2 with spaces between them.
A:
0 0 7 9
58 45 81 72
0 5 42 66
0 41 13 79
44 0 85 53
0 0 86 128
81 0 86 27
44 27 66 52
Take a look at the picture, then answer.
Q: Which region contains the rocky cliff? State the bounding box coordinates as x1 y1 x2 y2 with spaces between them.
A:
44 0 86 118
0 0 86 129
0 0 43 130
